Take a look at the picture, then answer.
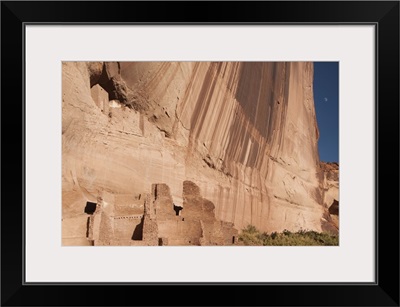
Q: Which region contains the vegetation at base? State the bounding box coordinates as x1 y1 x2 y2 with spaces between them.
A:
238 225 339 246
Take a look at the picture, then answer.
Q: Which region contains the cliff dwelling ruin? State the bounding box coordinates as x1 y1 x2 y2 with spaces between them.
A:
84 181 238 246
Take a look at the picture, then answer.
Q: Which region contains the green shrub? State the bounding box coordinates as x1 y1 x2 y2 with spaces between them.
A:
238 225 265 246
238 225 338 246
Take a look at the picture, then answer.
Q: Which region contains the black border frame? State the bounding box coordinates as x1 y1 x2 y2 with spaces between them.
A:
1 1 399 306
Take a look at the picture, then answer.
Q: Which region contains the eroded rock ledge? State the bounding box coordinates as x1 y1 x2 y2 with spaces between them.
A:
319 162 339 234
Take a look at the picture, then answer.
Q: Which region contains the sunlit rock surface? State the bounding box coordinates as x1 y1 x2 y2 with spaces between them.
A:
319 162 339 233
62 61 332 245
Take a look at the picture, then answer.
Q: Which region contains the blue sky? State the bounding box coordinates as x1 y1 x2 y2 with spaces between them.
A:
313 62 339 163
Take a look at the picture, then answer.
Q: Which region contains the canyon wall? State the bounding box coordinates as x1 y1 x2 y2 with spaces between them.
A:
320 162 339 232
62 61 332 245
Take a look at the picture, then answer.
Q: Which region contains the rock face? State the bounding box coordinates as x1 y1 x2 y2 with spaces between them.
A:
319 162 339 234
62 61 332 246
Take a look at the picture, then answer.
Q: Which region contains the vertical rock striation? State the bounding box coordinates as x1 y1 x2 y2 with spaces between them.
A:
62 61 328 245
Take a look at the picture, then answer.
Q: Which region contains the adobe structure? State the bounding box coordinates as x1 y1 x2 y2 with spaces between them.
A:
86 180 238 246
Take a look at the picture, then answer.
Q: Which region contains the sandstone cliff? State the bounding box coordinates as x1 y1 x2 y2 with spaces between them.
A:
319 162 339 233
62 61 332 246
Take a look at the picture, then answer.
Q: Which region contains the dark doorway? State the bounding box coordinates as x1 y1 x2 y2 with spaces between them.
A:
173 204 183 216
84 201 97 214
131 217 144 240
154 185 158 199
86 217 91 237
